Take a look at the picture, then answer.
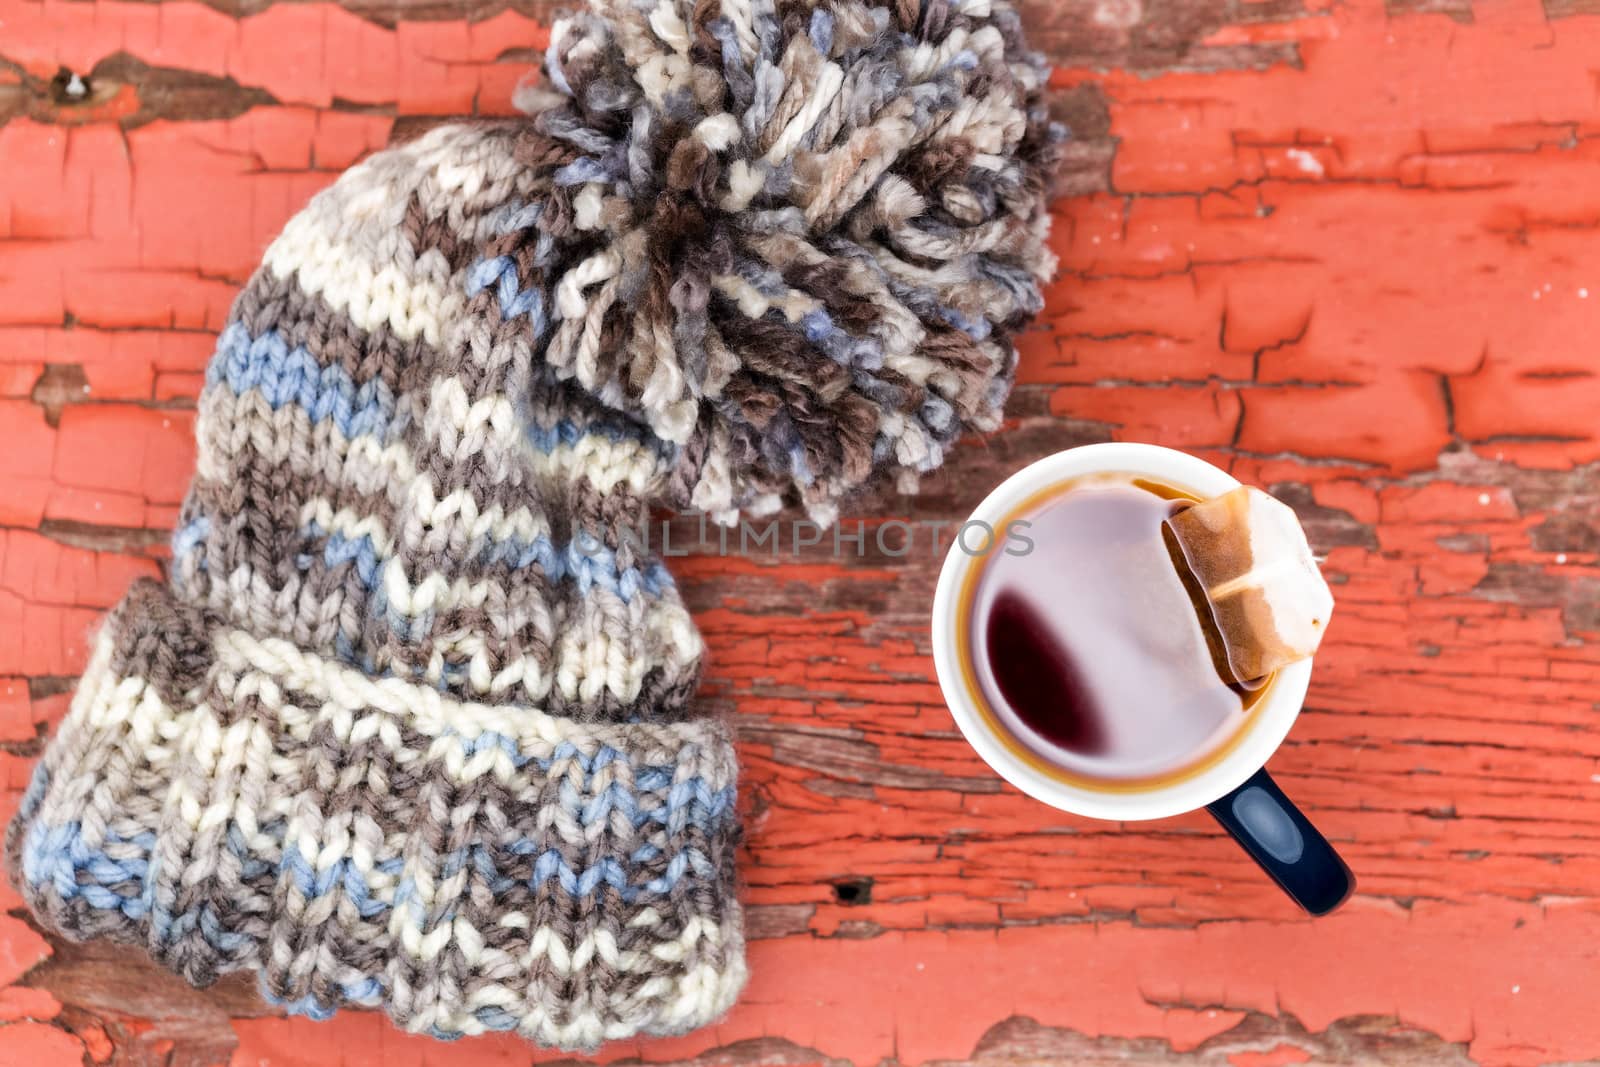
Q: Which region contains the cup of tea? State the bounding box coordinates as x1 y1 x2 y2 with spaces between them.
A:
931 442 1354 915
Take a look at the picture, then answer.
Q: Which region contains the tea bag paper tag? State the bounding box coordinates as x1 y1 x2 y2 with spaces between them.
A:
1164 486 1334 681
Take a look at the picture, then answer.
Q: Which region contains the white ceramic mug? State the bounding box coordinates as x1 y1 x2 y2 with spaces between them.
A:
931 442 1353 914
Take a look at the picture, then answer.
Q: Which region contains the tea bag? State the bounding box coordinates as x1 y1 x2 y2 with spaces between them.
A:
1163 487 1334 682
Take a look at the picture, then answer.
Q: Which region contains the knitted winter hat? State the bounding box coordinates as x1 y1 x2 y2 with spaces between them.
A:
8 0 1058 1049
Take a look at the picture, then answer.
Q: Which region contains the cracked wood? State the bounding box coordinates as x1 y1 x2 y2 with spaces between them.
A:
2 0 1600 1065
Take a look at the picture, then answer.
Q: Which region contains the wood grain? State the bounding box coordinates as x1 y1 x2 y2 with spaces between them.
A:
3 0 1600 1064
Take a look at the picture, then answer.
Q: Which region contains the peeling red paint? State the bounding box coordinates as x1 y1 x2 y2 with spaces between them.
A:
1228 1044 1312 1067
72 1018 116 1063
0 985 61 1023
0 917 51 989
4 0 1600 1065
0 681 30 744
0 1021 83 1066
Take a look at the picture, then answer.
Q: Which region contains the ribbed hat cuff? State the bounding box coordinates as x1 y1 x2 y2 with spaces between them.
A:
9 579 746 1049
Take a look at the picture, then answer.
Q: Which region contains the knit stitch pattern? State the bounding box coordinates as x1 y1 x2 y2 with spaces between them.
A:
8 0 1058 1048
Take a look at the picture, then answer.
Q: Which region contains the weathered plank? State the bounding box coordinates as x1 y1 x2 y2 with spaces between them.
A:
3 0 1600 1064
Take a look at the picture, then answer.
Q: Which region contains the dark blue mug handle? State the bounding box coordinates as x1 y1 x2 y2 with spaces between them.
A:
1206 767 1354 916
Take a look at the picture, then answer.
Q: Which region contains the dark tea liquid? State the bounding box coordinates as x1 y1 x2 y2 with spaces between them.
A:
963 473 1267 787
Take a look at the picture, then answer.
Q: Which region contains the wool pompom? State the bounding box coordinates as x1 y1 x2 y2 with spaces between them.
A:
513 0 1061 523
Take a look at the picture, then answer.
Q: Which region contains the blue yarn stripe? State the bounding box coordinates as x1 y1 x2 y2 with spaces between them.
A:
206 321 671 459
206 323 397 442
465 255 549 337
25 774 732 924
297 525 674 605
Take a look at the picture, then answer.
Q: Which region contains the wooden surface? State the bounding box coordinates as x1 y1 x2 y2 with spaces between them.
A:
3 0 1600 1064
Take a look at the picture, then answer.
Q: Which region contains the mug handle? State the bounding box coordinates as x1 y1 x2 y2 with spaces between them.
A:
1205 767 1354 916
